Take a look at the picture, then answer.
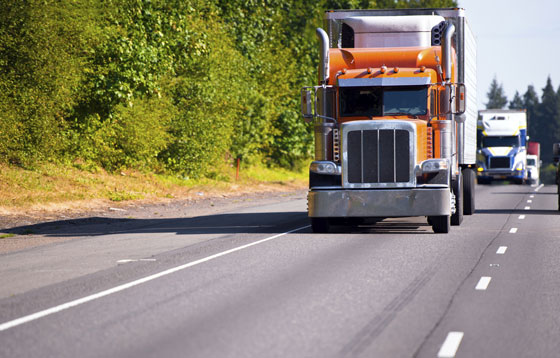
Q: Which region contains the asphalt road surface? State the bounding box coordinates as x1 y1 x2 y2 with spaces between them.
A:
0 183 559 357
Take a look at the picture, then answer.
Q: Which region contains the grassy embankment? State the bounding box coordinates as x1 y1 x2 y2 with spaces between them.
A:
0 163 307 216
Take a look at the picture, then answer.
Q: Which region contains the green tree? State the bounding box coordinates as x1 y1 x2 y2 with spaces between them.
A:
509 91 524 110
535 77 560 163
0 0 98 166
485 76 508 109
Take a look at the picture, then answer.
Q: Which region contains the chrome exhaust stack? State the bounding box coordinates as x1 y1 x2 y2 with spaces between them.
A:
442 21 455 83
316 28 330 85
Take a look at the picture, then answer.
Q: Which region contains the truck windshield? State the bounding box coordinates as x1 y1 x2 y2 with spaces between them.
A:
339 86 428 117
482 136 520 147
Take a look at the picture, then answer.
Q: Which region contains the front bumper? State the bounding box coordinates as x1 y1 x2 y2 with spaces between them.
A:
308 188 450 218
478 169 524 180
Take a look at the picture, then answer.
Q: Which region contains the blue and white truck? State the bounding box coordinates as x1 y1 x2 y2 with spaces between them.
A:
476 109 528 184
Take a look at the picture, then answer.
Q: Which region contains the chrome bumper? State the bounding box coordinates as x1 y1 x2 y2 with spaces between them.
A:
308 188 450 218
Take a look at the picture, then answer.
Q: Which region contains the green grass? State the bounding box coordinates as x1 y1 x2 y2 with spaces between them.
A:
0 161 308 212
0 233 16 239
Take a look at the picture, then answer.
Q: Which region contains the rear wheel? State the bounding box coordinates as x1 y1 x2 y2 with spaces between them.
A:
311 217 330 233
451 172 464 226
462 168 475 215
430 215 450 233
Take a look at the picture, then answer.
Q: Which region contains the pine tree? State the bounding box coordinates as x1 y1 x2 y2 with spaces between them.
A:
524 85 540 139
485 76 508 109
536 77 558 163
509 91 524 109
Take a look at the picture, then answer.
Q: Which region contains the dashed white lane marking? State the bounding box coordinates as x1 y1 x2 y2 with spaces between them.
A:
518 215 525 219
438 331 464 358
527 200 532 203
117 259 156 264
476 276 492 290
535 184 544 192
509 228 518 234
530 195 535 198
0 225 310 332
524 206 531 210
496 246 508 254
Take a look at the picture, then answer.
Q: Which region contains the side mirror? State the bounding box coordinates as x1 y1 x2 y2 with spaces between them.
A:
443 85 451 114
443 83 466 115
455 83 466 115
301 89 313 122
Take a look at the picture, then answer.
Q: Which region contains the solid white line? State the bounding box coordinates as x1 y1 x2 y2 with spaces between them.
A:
527 200 532 203
0 225 310 332
524 206 530 210
496 246 508 254
509 228 518 234
438 331 464 358
518 215 525 219
535 184 544 192
476 276 492 290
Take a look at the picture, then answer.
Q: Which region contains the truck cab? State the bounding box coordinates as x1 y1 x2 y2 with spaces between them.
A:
302 9 477 233
526 154 539 185
476 110 528 184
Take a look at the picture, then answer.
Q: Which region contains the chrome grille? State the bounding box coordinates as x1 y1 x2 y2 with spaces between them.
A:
346 128 411 185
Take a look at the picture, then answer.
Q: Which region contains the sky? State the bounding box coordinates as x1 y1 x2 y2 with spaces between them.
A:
458 0 560 109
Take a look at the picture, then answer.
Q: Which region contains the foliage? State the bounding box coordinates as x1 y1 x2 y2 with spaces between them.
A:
509 91 524 110
0 0 466 178
485 76 508 109
490 76 560 169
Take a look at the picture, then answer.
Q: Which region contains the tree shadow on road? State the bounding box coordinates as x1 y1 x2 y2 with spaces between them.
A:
4 213 438 237
4 212 310 237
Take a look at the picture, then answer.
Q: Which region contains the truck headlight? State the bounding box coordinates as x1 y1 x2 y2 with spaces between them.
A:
310 161 340 175
421 159 449 173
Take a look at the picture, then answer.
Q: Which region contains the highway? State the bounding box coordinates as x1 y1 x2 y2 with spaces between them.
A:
0 183 559 357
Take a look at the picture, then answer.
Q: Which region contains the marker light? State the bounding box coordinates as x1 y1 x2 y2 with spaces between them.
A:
477 167 484 172
341 68 347 74
367 67 373 74
394 67 400 73
380 65 387 74
419 66 426 72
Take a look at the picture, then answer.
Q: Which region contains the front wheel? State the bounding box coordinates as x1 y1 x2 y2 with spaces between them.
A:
311 217 330 233
451 172 464 226
462 168 475 215
429 215 450 233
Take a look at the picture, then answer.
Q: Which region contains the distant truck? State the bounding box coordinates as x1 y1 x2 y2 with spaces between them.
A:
526 141 540 185
301 8 477 233
476 109 528 184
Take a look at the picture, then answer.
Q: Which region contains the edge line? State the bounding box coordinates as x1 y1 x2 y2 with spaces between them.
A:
0 225 310 332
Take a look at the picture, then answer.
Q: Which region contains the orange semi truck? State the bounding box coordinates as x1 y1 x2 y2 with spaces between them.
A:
301 8 477 233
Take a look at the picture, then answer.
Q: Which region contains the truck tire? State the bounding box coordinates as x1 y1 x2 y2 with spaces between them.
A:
462 168 475 215
451 172 464 225
311 218 330 233
558 184 560 212
430 215 450 233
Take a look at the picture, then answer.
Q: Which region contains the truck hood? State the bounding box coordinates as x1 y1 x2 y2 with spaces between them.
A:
481 146 519 157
